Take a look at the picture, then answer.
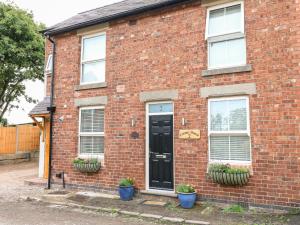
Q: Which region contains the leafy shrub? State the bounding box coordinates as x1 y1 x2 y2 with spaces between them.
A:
73 158 99 164
208 164 249 174
176 184 195 193
119 178 134 187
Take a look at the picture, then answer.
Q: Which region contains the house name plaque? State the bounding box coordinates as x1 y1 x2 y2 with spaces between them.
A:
179 130 200 139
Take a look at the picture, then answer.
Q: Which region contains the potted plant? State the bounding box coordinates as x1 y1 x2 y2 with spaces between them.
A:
73 158 101 173
176 184 197 209
118 178 134 201
208 164 250 186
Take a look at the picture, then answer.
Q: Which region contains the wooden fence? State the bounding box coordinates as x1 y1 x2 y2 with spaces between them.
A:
0 124 40 155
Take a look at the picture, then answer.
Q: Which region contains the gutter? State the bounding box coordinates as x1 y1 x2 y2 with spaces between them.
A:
45 35 56 189
44 0 193 36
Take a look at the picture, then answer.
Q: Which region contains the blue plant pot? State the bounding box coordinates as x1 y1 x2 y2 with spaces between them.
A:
178 192 197 209
119 186 134 201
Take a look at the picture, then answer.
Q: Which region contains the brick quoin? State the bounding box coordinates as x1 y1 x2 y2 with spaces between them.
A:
45 0 300 208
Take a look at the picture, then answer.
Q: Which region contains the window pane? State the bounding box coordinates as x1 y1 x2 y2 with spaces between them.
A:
82 61 105 83
210 98 248 132
81 109 104 133
45 54 53 72
229 99 247 131
208 4 242 37
225 5 242 32
209 38 246 68
227 38 246 66
210 136 229 160
210 136 250 161
93 136 104 154
210 100 229 131
80 136 104 155
149 103 173 113
80 136 93 154
209 41 227 68
208 8 225 36
230 136 250 161
83 35 106 61
81 109 93 132
93 109 104 132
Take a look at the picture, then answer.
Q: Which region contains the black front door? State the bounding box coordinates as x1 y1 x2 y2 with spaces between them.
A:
149 115 173 190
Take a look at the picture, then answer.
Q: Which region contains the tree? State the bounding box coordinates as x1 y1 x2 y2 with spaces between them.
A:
0 2 45 121
0 118 7 126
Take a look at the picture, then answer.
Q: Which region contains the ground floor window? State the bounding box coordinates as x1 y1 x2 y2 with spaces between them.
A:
208 96 251 163
79 106 104 158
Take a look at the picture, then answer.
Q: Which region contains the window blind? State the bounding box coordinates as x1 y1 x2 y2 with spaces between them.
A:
80 108 104 156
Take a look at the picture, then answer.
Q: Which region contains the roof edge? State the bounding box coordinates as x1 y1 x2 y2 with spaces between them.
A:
44 0 193 36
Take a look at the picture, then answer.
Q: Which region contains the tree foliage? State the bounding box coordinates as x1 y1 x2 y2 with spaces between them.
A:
0 2 45 120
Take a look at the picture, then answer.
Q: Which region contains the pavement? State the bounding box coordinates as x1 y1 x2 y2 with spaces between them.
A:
0 161 299 225
0 162 156 225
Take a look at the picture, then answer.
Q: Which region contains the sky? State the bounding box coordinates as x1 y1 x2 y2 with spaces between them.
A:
2 0 123 125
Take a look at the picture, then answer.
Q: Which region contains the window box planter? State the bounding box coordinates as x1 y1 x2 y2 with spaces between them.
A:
73 158 101 173
209 171 250 186
176 184 196 209
118 178 135 201
208 164 250 186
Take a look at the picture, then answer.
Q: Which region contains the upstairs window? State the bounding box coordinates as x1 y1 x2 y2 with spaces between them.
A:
79 107 105 157
45 54 53 74
206 1 246 69
81 33 106 84
208 97 251 163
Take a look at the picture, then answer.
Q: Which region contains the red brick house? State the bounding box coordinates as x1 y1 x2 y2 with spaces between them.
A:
40 0 300 209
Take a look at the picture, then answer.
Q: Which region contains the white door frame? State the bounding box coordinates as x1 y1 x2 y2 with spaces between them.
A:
145 101 175 193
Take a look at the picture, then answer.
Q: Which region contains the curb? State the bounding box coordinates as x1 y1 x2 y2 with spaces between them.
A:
24 196 210 225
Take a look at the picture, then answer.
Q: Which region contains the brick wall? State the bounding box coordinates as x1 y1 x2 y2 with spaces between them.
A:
46 0 300 208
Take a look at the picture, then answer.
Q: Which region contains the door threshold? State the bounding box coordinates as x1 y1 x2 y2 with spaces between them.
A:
141 189 177 198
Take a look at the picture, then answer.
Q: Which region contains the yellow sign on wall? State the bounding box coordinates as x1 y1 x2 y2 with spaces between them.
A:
179 130 200 139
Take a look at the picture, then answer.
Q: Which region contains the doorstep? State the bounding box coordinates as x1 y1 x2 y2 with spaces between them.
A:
140 189 177 198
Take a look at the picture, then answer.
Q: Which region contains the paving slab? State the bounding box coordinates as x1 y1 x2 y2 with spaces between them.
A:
185 219 210 225
162 217 185 223
140 213 163 219
142 200 167 206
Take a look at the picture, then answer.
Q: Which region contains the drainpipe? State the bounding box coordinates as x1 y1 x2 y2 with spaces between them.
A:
46 35 56 189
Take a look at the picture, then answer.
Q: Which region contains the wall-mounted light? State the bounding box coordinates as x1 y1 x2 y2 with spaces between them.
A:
181 118 186 126
58 116 64 122
131 117 136 127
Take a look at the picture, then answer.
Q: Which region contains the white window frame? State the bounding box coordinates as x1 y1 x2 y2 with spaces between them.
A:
208 96 251 164
78 106 105 159
45 54 53 74
80 32 106 85
145 101 175 193
205 1 246 69
205 1 245 39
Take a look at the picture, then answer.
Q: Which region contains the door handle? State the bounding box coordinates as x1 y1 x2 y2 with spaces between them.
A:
156 154 166 159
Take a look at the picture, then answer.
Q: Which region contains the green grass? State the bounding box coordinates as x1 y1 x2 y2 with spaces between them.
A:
288 207 300 215
223 204 245 213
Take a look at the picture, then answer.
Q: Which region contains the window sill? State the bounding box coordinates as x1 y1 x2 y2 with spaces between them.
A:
75 82 107 91
202 64 252 77
78 155 104 164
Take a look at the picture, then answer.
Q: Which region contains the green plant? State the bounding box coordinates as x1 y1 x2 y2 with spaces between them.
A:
119 178 134 187
208 164 249 174
288 207 300 215
176 184 195 193
223 204 245 213
73 158 99 164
